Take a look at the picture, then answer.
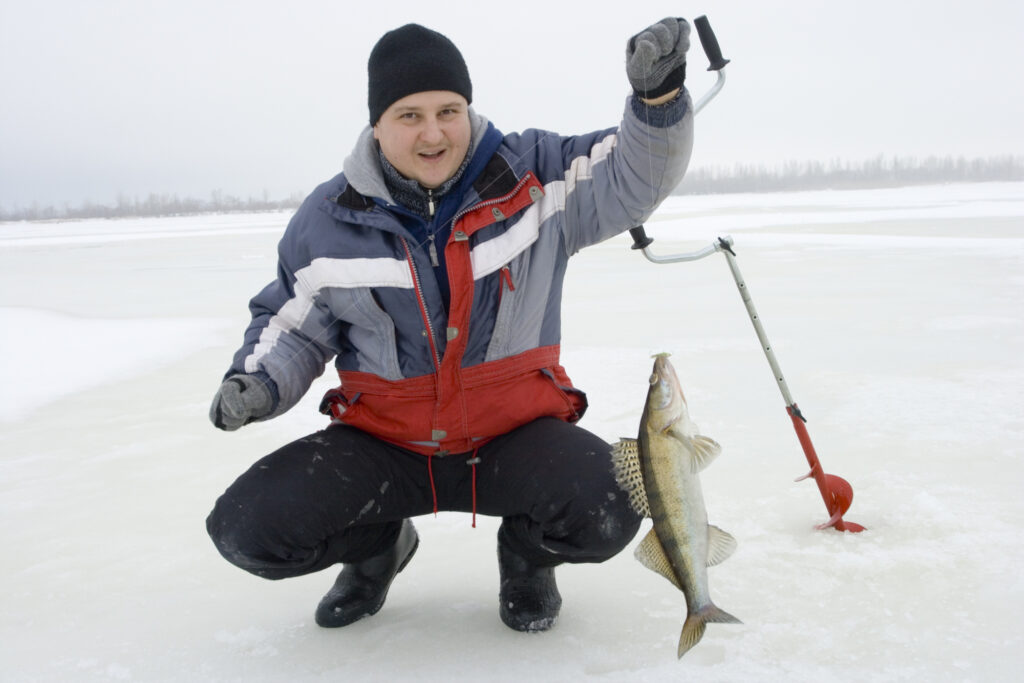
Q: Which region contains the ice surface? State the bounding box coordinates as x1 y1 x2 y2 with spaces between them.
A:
0 309 226 422
2 183 1022 681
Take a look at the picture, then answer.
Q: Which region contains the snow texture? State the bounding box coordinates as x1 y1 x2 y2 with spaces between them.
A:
2 182 1022 681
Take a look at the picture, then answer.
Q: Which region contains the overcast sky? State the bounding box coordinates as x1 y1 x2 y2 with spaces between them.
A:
1 0 1021 209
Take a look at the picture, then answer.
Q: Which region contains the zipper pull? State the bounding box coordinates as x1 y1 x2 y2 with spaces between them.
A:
427 235 440 267
427 189 435 217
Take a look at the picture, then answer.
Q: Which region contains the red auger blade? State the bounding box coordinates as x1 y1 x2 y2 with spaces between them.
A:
814 474 865 532
787 405 865 533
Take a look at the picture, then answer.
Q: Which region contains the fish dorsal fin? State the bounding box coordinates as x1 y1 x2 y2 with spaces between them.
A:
706 525 738 566
634 527 683 591
611 438 650 517
687 434 723 474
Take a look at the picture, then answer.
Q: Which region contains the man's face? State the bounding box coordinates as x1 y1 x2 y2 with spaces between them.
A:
373 91 471 190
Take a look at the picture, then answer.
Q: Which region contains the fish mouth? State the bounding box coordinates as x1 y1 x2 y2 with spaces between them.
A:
649 353 680 393
647 352 686 421
648 354 671 385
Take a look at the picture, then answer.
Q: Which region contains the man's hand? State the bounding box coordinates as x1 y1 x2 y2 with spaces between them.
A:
209 375 273 431
626 17 690 102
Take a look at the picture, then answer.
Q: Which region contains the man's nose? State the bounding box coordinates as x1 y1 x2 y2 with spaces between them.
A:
419 117 444 144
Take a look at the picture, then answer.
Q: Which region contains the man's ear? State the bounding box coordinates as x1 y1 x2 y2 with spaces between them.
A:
372 124 380 140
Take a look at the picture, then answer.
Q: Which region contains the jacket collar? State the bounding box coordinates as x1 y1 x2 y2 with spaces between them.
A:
342 108 493 205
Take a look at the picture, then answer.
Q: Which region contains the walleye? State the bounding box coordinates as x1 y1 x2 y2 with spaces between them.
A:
612 353 740 658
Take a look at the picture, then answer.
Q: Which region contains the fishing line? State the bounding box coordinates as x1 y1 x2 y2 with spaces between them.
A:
642 60 659 213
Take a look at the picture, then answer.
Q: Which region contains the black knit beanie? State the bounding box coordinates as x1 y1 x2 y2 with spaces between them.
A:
368 24 473 124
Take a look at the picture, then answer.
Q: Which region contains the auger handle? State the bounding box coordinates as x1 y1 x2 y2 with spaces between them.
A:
627 15 730 256
694 15 730 71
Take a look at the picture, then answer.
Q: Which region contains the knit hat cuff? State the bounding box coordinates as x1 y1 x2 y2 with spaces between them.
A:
368 24 473 124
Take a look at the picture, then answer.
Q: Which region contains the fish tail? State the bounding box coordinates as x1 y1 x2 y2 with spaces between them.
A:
677 605 742 659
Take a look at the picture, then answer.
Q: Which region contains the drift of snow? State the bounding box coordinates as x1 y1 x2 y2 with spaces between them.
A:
2 182 1022 681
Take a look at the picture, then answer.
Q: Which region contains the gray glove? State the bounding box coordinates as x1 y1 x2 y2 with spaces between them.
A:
626 17 690 100
209 374 273 431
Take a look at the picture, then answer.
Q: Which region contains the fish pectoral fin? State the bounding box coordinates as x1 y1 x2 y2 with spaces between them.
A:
634 527 683 591
687 435 723 473
706 525 738 566
611 438 650 517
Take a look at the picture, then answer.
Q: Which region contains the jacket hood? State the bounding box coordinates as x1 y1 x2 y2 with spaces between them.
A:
342 108 493 204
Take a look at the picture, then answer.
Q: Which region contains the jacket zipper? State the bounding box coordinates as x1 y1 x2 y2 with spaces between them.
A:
400 237 442 373
400 175 535 373
427 235 440 267
426 189 440 267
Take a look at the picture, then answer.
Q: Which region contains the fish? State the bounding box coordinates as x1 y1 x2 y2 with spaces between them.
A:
612 352 740 658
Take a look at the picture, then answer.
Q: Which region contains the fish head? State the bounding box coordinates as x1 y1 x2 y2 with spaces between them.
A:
645 353 688 435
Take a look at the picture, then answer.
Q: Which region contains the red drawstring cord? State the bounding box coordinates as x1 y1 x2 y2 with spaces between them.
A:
468 447 481 528
500 265 515 292
428 448 481 527
471 461 478 528
427 452 439 516
498 265 515 304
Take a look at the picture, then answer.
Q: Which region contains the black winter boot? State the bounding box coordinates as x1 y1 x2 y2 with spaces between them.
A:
315 519 419 628
498 540 562 633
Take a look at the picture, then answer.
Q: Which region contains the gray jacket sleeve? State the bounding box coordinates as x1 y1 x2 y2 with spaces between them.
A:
224 208 344 420
560 90 694 255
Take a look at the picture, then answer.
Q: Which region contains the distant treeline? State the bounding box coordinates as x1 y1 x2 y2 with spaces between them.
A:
2 154 1021 222
1 189 306 223
674 154 1023 195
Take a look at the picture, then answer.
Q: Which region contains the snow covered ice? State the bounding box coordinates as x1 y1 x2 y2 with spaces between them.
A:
2 182 1023 681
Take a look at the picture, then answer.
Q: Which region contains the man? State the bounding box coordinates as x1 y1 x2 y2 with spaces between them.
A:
207 18 693 633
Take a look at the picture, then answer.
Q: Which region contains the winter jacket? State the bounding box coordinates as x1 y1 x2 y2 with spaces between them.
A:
226 92 694 456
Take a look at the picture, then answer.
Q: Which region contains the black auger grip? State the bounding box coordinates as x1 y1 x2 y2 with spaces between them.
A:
694 15 730 71
629 226 653 250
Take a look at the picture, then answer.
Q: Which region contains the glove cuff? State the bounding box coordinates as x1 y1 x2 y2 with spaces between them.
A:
630 89 688 128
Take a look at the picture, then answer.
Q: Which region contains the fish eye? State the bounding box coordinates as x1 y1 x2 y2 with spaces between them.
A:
649 373 658 385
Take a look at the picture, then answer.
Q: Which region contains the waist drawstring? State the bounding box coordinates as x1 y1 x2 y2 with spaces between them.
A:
427 452 439 516
427 447 482 527
467 447 482 528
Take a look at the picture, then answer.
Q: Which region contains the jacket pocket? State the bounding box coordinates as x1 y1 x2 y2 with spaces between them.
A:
539 366 588 422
